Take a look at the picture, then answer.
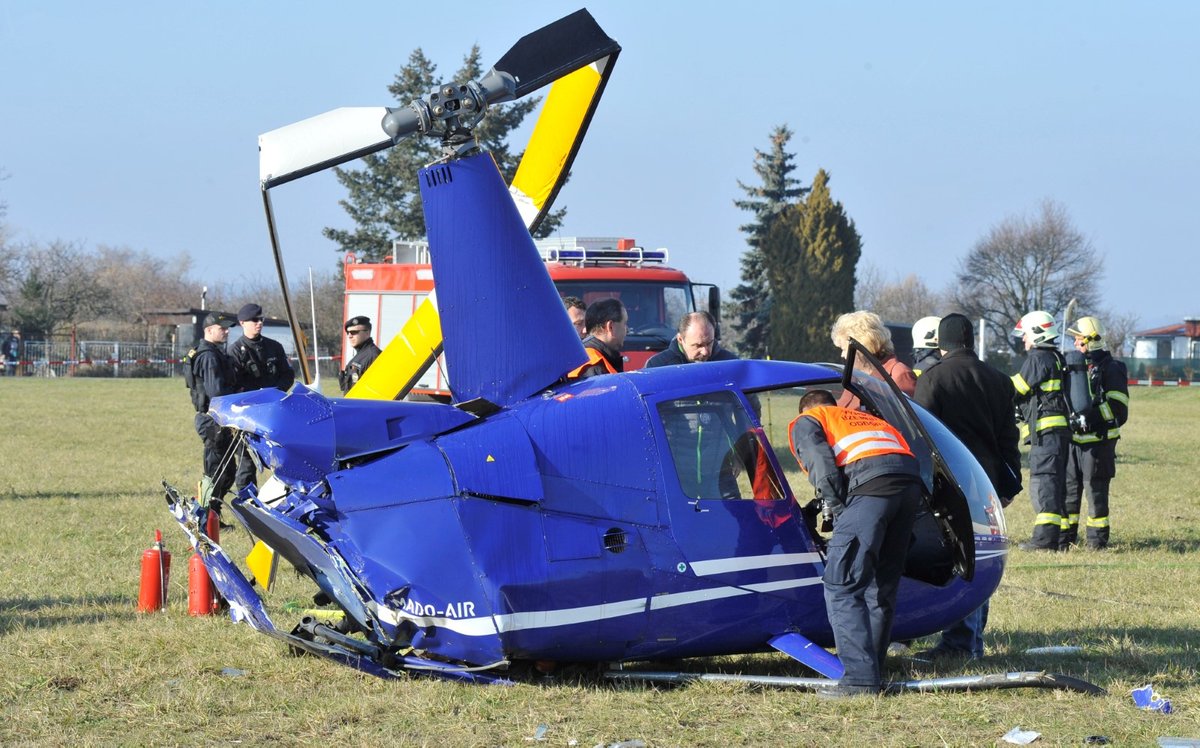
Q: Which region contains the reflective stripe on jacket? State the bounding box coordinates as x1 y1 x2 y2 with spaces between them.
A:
566 346 619 379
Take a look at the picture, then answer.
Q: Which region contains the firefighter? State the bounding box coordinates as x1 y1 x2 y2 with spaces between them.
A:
1011 310 1071 551
1062 316 1129 549
789 389 924 696
566 299 627 379
188 313 239 507
911 316 942 376
229 303 295 491
339 316 382 394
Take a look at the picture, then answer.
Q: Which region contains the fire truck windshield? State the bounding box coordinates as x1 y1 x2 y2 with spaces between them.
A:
554 281 691 347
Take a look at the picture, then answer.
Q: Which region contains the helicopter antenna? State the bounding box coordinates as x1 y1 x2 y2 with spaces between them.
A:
306 267 321 391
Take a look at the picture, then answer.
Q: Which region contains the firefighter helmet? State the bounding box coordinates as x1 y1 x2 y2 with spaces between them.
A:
912 316 941 349
1013 310 1059 346
1067 316 1106 351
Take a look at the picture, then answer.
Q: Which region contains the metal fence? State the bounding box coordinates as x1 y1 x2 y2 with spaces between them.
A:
3 340 340 381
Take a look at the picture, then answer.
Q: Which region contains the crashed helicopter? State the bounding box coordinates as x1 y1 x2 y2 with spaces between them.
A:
165 8 1101 695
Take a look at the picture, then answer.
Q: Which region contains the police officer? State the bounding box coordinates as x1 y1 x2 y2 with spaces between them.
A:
789 389 924 697
1062 316 1129 549
566 299 627 379
229 303 295 491
189 312 239 506
914 313 1022 659
1012 310 1071 551
910 316 941 376
339 315 382 394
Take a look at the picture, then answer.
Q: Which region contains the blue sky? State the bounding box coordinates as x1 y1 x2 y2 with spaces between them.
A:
2 1 1197 327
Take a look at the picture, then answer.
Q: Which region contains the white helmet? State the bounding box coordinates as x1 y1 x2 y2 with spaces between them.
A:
912 316 942 349
1013 310 1059 347
1067 316 1106 351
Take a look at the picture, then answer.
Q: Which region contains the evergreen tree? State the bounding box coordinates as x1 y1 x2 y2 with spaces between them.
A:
324 46 563 262
730 125 806 358
764 169 860 362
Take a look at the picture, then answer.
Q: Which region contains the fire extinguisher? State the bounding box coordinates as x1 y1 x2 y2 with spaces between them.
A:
188 552 218 616
137 530 172 612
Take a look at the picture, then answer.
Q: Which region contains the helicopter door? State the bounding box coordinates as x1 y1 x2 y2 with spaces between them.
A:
841 338 976 581
655 391 812 591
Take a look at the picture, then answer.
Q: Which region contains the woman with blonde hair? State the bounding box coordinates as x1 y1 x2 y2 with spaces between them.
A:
831 310 917 397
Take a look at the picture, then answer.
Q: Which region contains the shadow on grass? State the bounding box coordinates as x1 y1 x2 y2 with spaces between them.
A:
1 490 137 501
524 622 1198 693
0 595 139 636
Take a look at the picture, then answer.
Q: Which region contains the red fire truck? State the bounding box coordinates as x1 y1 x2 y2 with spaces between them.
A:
342 236 720 398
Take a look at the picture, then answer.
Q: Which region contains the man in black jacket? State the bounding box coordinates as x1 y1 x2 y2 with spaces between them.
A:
189 312 240 505
339 315 382 394
645 312 737 368
914 313 1022 660
229 303 295 491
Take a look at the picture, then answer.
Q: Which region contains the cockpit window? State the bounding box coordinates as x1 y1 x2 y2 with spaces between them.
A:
657 390 785 501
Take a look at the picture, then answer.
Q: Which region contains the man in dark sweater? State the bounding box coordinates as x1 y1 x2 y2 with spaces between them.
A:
645 312 737 368
914 313 1022 659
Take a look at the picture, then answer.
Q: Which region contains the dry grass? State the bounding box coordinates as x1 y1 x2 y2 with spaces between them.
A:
1 379 1199 746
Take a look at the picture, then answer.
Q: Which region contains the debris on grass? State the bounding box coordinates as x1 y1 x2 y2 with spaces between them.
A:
1024 646 1083 655
1002 726 1041 744
1133 685 1173 714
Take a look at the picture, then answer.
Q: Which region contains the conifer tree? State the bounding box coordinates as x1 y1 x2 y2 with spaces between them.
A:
324 47 562 261
764 169 860 362
730 125 806 358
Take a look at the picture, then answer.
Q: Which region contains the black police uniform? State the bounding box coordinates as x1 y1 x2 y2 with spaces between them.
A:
644 337 738 368
1062 349 1129 548
1012 347 1070 550
789 408 924 694
229 333 295 490
190 339 239 501
339 337 382 394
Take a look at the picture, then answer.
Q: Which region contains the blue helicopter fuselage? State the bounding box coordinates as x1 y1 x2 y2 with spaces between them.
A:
217 357 1006 668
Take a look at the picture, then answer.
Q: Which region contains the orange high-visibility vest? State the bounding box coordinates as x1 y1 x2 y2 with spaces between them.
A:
566 346 619 379
788 405 913 473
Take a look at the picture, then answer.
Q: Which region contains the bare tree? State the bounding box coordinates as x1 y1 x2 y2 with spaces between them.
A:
1092 309 1139 358
855 262 944 324
952 199 1103 352
0 240 113 337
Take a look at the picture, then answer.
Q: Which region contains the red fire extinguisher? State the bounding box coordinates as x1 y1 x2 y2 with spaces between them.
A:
188 552 218 616
137 530 172 612
205 505 220 543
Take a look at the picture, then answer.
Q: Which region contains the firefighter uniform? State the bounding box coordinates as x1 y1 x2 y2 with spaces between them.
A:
1062 348 1129 549
912 348 941 377
189 338 239 502
1012 347 1070 550
789 405 924 694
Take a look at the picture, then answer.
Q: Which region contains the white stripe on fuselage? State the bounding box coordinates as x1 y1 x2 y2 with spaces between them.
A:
377 553 824 637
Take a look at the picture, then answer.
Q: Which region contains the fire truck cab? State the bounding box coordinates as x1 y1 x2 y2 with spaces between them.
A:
343 236 720 398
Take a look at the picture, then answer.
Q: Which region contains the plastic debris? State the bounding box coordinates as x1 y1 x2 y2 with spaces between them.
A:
607 742 646 748
1024 646 1083 655
1002 726 1041 744
1157 739 1200 747
526 724 548 742
1084 737 1110 745
220 667 247 677
1133 685 1173 714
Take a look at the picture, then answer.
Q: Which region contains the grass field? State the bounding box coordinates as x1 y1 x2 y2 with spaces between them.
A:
1 379 1198 746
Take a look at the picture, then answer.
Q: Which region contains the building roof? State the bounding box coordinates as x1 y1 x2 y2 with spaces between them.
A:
1134 320 1200 338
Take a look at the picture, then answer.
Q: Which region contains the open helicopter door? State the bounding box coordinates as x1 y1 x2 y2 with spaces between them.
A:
841 339 976 581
